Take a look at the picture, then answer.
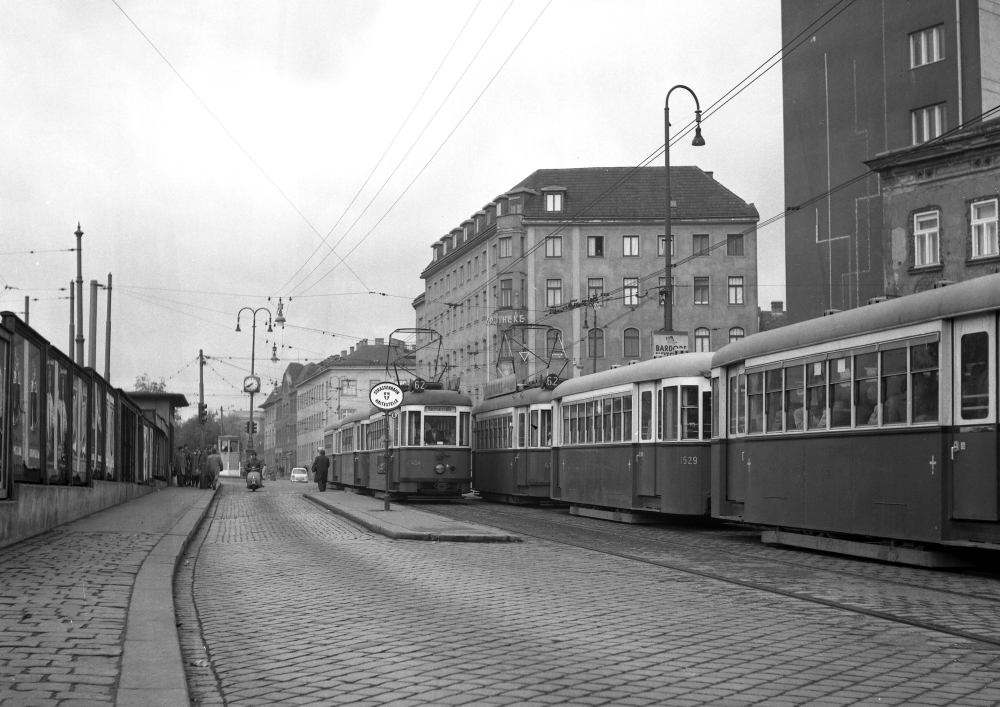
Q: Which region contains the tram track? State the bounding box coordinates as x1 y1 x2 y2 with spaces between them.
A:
430 499 1000 650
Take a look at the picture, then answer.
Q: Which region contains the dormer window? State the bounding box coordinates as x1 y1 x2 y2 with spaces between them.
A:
496 201 504 217
546 193 563 212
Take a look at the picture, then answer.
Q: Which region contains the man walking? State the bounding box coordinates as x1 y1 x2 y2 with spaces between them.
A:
173 445 186 487
205 446 223 490
312 447 330 492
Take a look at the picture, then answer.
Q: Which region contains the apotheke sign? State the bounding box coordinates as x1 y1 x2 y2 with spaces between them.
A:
487 310 527 326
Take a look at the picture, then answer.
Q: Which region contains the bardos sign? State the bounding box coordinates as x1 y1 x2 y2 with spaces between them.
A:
652 331 689 358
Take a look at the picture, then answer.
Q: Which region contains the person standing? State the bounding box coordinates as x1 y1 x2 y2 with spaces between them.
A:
205 446 223 490
312 447 330 492
173 445 186 487
183 445 193 487
191 447 203 487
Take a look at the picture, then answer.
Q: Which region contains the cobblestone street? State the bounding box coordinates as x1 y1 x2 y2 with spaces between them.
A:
182 481 1000 706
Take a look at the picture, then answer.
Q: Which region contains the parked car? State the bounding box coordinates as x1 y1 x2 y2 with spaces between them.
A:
289 467 309 483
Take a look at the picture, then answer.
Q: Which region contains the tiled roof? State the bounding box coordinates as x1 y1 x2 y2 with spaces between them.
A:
507 166 758 222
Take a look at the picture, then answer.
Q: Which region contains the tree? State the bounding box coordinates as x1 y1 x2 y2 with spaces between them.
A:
134 373 167 392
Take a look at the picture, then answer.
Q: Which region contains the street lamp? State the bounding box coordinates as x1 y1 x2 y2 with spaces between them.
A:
236 307 273 452
663 85 706 335
327 376 344 424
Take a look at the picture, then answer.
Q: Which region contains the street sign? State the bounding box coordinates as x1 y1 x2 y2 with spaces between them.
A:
652 331 689 358
369 381 403 411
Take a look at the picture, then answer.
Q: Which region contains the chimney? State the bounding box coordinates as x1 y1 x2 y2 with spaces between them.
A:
770 301 784 315
705 171 714 180
341 350 347 358
375 338 384 346
349 346 355 355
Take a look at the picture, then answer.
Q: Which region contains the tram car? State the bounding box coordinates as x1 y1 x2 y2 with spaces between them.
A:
322 421 339 487
471 386 556 503
551 352 716 520
0 311 170 507
329 384 473 499
711 273 1000 559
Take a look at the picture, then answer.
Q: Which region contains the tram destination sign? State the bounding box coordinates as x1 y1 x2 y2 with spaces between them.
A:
369 381 403 411
652 331 689 358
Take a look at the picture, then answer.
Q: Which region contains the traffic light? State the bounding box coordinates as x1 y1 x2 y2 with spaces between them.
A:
252 421 259 434
198 403 208 424
245 420 252 434
245 421 259 434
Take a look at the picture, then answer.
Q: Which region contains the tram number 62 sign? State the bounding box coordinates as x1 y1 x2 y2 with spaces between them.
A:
369 381 403 412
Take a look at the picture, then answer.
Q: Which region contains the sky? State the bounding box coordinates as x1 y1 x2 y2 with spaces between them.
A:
0 0 791 418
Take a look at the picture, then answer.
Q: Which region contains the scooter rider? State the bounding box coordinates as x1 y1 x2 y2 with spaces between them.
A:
245 449 264 489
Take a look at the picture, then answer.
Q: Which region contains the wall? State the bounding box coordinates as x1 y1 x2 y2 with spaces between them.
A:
0 480 159 550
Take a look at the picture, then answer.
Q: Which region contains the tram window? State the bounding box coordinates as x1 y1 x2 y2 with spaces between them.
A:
728 376 739 435
623 395 633 440
663 387 678 441
541 409 552 446
765 369 783 432
518 412 526 448
406 411 421 445
880 348 908 425
585 401 594 443
738 374 746 434
530 410 539 447
569 406 577 445
593 401 604 444
806 362 827 429
612 396 623 442
747 372 764 434
603 398 612 442
460 412 470 446
703 390 713 439
960 333 990 419
657 390 664 440
911 343 939 423
711 377 719 438
829 357 852 428
681 386 699 439
563 407 570 445
640 391 653 440
424 415 455 445
784 366 805 430
855 352 879 426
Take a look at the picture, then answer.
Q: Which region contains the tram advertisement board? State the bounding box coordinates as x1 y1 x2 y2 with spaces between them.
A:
652 331 689 358
369 381 403 411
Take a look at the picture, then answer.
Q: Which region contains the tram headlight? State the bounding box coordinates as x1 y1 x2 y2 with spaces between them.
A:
434 463 446 475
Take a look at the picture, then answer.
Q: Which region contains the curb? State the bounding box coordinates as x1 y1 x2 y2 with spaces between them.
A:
115 485 220 707
305 494 521 543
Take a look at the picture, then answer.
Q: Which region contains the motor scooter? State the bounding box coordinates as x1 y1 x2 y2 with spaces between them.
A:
246 469 262 492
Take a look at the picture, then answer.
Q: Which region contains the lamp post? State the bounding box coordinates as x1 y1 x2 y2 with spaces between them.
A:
327 376 344 424
663 85 706 335
236 307 273 453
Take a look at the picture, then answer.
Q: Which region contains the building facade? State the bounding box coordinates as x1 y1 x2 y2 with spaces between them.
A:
865 118 1000 295
781 0 1000 322
417 167 760 403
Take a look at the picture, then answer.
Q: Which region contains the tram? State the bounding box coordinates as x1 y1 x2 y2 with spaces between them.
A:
711 274 1000 559
328 383 473 500
217 435 242 477
551 353 715 520
471 386 556 504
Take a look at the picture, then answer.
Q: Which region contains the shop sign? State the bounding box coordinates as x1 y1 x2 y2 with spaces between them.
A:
652 331 689 358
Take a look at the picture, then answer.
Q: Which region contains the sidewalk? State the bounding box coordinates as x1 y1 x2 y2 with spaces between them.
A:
0 485 216 707
305 489 521 542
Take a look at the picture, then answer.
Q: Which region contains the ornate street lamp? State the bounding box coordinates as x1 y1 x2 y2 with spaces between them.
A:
236 307 273 451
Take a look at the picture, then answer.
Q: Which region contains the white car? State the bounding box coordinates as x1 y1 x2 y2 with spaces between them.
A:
289 467 309 483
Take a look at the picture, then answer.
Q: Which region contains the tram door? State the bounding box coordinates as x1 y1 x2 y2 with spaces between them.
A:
951 315 998 520
513 409 528 490
636 383 657 496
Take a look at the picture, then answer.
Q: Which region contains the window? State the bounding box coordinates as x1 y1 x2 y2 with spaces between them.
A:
467 260 472 282
881 348 908 424
509 197 522 214
806 361 826 429
587 328 604 358
829 356 852 428
727 234 744 256
972 199 999 258
694 327 710 352
588 278 604 300
474 255 479 274
459 265 464 283
912 103 946 145
728 276 744 305
496 200 504 216
960 332 990 419
623 235 639 257
658 235 675 257
623 328 640 358
694 277 709 305
544 236 562 258
785 365 805 430
765 369 783 432
587 236 604 257
342 379 357 396
491 244 497 264
482 250 487 272
911 342 939 423
546 329 562 357
498 237 512 258
546 279 562 307
545 193 563 212
910 25 944 68
855 352 879 426
693 234 709 256
623 277 639 306
729 327 745 342
913 210 940 266
500 279 512 307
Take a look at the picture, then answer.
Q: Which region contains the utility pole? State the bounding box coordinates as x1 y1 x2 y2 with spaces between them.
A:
199 350 206 451
69 280 74 355
104 273 112 383
75 223 84 366
88 280 98 369
24 296 29 326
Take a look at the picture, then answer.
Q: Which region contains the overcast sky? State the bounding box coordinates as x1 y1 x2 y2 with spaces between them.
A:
0 0 790 417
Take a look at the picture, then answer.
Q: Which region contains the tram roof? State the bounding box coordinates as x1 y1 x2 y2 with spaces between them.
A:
472 386 556 415
552 352 715 399
712 273 1000 369
325 389 473 430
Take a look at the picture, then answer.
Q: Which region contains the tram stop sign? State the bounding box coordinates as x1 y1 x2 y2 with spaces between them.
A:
370 381 403 412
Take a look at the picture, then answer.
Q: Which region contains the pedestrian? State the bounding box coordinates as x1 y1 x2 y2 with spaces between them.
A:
205 446 223 490
173 445 186 487
312 447 330 492
191 447 203 487
183 445 193 487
